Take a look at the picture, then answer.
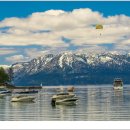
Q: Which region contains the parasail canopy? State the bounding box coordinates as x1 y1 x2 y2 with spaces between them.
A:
96 24 103 29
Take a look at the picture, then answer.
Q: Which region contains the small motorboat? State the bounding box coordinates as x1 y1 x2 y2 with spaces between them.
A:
67 86 75 92
0 87 11 94
113 78 123 90
12 89 39 94
51 92 78 106
11 95 36 102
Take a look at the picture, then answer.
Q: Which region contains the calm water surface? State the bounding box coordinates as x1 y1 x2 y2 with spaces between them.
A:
0 85 130 121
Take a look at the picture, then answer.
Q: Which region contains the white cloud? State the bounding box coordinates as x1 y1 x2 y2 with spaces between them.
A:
75 45 106 54
0 48 17 55
5 55 28 63
0 8 130 50
25 47 68 59
24 48 48 59
0 64 10 68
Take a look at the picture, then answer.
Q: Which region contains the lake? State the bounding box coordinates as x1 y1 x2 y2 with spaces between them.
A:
0 85 130 121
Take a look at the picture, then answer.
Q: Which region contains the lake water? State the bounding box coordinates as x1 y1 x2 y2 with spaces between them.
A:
0 85 130 121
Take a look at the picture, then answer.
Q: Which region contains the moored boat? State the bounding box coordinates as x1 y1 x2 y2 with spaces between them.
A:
12 89 39 94
113 78 123 90
51 92 78 106
0 87 11 94
11 95 36 102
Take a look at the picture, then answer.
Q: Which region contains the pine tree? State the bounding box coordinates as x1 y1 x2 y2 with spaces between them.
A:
0 67 9 84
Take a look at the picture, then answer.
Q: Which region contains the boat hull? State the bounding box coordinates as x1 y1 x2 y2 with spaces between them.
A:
52 94 75 101
55 97 78 105
0 90 11 94
14 91 38 94
11 96 35 102
113 86 123 90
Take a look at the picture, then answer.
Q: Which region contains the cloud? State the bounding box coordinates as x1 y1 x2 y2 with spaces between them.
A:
0 64 10 68
24 47 68 59
74 45 106 54
0 8 130 56
24 48 48 59
0 48 17 55
5 55 28 63
0 9 102 31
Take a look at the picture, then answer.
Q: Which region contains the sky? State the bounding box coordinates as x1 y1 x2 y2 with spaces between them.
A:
1 1 130 66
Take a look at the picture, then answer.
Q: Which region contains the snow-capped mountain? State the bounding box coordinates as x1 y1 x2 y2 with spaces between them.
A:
11 52 130 86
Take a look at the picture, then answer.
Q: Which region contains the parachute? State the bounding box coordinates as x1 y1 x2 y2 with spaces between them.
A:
96 24 103 29
96 24 103 36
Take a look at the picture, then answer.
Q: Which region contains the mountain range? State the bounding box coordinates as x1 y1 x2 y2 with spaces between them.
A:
10 52 130 86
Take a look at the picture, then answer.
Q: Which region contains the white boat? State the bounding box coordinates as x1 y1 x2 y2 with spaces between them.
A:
113 78 123 90
11 95 36 102
12 89 38 94
0 87 11 94
51 92 78 105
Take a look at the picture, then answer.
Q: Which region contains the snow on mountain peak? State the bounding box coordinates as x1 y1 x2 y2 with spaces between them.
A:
58 52 86 68
11 52 130 77
59 53 74 68
100 56 112 63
